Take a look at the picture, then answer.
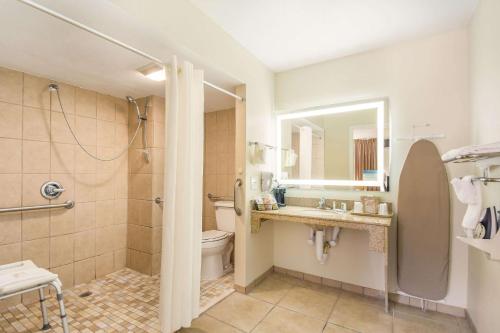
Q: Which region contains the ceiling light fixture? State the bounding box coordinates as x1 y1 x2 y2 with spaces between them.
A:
137 63 165 81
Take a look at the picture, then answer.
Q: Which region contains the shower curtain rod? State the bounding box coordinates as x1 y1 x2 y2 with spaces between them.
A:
17 0 244 102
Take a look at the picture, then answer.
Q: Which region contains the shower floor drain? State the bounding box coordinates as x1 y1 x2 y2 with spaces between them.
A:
79 291 92 298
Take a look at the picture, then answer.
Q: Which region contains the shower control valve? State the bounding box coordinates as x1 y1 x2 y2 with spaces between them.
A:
41 181 65 200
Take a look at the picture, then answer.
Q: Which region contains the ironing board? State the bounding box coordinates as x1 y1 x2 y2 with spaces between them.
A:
397 140 450 300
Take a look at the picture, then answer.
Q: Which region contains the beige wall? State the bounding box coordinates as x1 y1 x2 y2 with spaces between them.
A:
468 0 500 331
126 96 165 275
111 0 276 287
275 29 471 307
0 66 129 308
203 109 236 231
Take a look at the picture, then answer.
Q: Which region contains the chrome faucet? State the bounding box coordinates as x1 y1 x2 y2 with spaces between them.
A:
317 197 328 210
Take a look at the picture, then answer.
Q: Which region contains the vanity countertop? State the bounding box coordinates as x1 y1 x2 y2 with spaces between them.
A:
251 205 392 227
251 205 392 253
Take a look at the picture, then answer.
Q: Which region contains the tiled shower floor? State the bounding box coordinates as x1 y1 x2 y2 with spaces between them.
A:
200 272 235 313
0 268 234 332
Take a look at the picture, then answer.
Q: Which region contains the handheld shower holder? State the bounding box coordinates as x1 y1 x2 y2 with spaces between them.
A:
48 83 59 91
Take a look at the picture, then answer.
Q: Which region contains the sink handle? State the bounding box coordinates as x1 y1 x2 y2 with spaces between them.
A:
318 197 327 209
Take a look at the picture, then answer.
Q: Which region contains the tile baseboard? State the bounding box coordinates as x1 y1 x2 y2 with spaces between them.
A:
465 310 478 333
234 266 273 294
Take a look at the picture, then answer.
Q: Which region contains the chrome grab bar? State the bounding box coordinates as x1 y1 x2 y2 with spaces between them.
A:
0 200 75 214
207 193 234 202
234 178 242 216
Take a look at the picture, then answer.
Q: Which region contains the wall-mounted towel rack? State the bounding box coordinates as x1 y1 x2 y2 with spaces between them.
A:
248 141 294 151
443 152 500 163
0 200 74 214
471 176 500 185
397 134 446 142
397 123 446 142
248 141 275 149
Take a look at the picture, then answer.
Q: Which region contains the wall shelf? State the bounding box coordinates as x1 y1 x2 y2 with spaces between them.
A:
457 236 500 260
443 152 500 163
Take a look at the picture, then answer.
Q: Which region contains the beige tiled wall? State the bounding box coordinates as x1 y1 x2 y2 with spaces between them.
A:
203 109 235 231
0 66 129 308
126 96 164 275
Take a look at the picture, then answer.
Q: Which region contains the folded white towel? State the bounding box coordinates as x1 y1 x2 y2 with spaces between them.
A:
451 176 483 237
283 149 298 167
251 143 267 164
442 141 500 161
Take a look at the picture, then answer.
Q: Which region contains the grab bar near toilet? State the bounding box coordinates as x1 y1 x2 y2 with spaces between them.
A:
234 178 242 216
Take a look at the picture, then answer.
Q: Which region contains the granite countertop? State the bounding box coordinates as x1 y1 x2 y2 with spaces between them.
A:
251 205 392 227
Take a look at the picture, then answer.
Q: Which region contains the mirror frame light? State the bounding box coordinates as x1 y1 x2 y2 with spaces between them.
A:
276 100 386 191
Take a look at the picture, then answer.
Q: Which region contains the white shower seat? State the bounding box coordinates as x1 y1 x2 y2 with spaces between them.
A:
0 260 70 333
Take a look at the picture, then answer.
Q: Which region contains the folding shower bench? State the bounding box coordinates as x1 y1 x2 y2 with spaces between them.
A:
0 260 69 333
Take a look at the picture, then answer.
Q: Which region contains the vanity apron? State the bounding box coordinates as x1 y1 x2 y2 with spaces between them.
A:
397 139 450 300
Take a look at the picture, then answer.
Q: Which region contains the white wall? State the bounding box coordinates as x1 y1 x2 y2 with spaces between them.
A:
468 0 500 331
275 29 471 307
110 0 276 286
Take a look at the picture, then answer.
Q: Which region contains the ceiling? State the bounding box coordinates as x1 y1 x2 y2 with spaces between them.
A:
190 0 478 71
0 0 237 112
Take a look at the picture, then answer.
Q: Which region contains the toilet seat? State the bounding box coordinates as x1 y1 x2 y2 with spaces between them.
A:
201 230 233 249
202 230 232 243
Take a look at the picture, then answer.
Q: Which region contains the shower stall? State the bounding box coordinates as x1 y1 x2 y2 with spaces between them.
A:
0 2 245 332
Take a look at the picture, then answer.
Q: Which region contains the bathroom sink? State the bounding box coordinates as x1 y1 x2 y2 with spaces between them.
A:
299 208 345 216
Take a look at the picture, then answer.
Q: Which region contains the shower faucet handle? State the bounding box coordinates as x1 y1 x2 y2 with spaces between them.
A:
41 181 65 199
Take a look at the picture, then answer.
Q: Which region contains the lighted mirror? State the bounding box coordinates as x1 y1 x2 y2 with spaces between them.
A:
276 100 390 192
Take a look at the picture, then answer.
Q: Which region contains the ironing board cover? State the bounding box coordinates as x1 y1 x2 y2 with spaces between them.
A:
397 140 450 300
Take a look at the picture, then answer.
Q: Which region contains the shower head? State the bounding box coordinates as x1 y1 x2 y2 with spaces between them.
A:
126 96 142 119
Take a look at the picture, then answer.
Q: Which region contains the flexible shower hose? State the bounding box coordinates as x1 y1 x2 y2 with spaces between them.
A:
50 85 143 162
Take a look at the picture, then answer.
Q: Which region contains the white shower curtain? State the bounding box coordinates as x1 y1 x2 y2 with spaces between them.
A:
159 56 204 332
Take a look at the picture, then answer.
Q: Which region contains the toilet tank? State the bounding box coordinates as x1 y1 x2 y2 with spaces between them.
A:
214 201 236 232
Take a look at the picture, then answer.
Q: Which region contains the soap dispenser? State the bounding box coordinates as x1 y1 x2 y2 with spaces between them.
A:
273 185 287 207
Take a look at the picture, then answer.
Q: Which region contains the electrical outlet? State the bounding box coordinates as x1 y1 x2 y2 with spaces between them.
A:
250 176 258 190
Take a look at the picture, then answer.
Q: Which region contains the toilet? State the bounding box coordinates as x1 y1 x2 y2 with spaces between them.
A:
201 201 235 280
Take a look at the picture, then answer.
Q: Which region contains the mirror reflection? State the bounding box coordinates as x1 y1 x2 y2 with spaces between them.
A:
278 101 390 191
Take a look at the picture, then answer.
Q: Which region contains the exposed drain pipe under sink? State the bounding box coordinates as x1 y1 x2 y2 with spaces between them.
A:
309 227 340 264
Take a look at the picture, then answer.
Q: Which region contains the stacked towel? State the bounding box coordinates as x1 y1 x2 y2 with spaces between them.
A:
450 176 483 238
283 149 298 167
250 143 267 164
442 141 500 161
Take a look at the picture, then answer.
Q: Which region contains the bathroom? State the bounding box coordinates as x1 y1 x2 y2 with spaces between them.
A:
0 1 499 333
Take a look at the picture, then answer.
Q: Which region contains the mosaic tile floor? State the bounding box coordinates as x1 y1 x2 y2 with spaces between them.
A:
200 272 235 313
0 268 234 333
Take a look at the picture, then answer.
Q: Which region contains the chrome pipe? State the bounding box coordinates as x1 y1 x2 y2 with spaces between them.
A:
0 200 74 214
473 177 500 185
